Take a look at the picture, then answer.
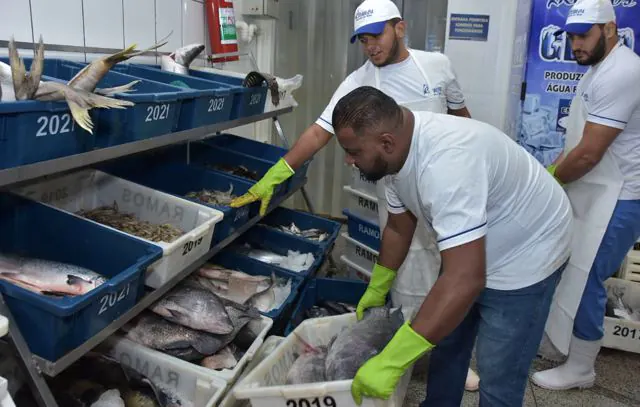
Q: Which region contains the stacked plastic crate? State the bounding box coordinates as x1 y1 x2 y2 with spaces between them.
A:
339 166 382 282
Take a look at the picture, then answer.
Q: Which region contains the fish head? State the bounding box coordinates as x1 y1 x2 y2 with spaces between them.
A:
173 43 205 67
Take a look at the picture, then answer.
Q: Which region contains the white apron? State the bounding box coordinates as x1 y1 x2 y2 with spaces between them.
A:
544 64 624 355
373 50 445 318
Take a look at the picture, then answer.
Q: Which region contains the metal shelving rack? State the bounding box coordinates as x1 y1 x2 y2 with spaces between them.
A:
0 105 306 407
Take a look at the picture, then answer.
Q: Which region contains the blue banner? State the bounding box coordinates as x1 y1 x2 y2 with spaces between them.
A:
519 0 640 166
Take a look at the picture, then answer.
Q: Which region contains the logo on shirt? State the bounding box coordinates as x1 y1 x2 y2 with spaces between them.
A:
422 84 443 96
581 92 589 102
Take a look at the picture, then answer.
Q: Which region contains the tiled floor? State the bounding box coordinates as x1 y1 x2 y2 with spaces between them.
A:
327 225 640 407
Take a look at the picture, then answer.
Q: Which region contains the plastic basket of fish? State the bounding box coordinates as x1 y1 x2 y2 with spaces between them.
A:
45 349 227 407
619 249 640 283
111 63 235 131
210 251 305 321
206 133 311 194
108 281 274 384
232 309 413 407
341 232 379 273
343 185 379 226
603 278 640 354
258 207 342 250
188 67 268 119
350 165 379 197
0 58 95 169
98 159 258 245
11 169 224 289
342 209 381 252
0 193 162 361
284 277 367 336
228 225 326 280
340 255 372 283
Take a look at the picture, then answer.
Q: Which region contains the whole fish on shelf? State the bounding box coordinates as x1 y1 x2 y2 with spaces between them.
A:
184 184 236 206
265 222 329 242
76 201 185 244
160 43 205 75
234 243 315 273
0 253 106 297
207 164 260 181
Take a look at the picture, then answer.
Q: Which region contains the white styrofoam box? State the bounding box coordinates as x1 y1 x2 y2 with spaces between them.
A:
12 169 224 288
619 250 640 283
0 316 6 338
101 337 228 407
31 0 84 47
83 0 125 48
219 336 286 407
603 278 640 354
0 0 32 42
341 254 371 283
0 377 16 407
156 0 184 52
349 165 378 197
341 232 378 273
182 0 206 47
106 316 273 390
233 313 412 407
343 185 379 226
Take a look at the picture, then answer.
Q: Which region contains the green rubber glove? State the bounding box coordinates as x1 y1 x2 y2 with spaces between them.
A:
230 158 294 216
356 263 396 321
351 321 435 405
546 164 565 186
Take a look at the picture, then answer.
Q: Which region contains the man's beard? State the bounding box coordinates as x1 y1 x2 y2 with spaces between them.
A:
360 155 389 182
372 35 401 68
576 33 606 66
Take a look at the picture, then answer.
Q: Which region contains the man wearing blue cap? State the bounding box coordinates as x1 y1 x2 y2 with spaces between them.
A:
533 0 640 391
230 0 480 389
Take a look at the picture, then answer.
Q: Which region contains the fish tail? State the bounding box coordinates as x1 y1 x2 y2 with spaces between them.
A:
66 98 94 134
94 79 141 96
104 43 138 64
30 35 45 89
8 36 27 99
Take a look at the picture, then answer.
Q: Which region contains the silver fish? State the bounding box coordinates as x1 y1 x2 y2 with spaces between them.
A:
185 184 236 206
150 284 234 335
325 306 404 381
201 345 238 371
234 244 286 264
0 253 106 297
160 43 205 75
193 264 272 304
274 222 329 242
250 276 292 313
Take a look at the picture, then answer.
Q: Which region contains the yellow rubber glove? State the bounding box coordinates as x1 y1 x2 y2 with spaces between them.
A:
351 321 435 405
229 158 294 216
546 164 565 186
356 263 396 321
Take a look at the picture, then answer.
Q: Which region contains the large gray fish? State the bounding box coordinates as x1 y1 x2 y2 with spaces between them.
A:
160 43 205 75
286 345 328 385
0 253 106 297
187 264 272 305
150 284 234 335
324 306 404 381
124 311 225 356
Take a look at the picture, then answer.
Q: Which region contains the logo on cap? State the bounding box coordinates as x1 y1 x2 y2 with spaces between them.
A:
355 9 375 21
568 8 585 16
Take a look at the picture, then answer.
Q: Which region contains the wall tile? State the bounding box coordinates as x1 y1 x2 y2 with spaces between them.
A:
0 0 33 42
83 0 124 49
31 0 84 46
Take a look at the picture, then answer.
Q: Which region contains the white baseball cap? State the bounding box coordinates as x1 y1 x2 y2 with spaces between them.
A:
556 0 616 35
350 0 402 43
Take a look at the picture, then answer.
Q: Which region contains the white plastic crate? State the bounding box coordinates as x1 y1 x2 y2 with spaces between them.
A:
12 169 224 288
341 254 371 283
343 185 380 226
233 313 412 407
342 232 379 272
603 278 640 354
219 336 285 407
105 315 273 393
0 316 6 338
349 166 378 196
0 377 15 407
619 249 640 283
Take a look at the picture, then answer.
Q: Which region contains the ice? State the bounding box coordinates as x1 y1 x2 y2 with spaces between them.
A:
271 278 293 311
279 250 315 273
90 389 125 407
523 93 540 114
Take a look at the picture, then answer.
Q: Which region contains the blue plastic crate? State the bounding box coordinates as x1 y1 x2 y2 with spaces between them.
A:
209 250 304 321
96 159 258 245
258 207 341 250
343 209 381 251
205 133 311 194
0 193 162 361
111 64 234 131
229 224 325 279
284 277 368 335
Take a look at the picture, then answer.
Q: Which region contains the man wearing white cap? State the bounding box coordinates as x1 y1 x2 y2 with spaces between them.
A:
532 0 640 391
230 0 480 389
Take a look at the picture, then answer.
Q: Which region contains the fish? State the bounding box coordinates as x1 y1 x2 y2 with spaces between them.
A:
233 244 316 272
160 43 205 75
606 285 640 322
0 253 106 297
89 389 125 407
150 284 234 335
8 35 43 100
232 323 259 350
286 345 328 385
200 345 238 371
304 301 356 320
242 71 280 106
184 184 236 206
69 39 168 92
124 311 227 356
77 202 185 243
324 306 404 381
191 264 272 303
270 222 329 242
208 164 260 181
250 276 292 313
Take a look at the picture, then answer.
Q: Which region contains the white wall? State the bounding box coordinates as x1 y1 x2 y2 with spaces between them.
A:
444 0 532 138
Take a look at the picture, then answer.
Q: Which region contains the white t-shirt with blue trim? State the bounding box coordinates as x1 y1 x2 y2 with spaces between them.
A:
385 111 572 290
579 42 640 200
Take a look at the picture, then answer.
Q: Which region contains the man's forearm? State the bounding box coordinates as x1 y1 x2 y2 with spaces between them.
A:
282 124 332 170
448 106 471 118
555 146 600 184
378 216 416 271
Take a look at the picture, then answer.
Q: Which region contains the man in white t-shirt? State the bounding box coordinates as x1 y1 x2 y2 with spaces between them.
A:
230 0 480 388
330 86 572 406
532 0 640 391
